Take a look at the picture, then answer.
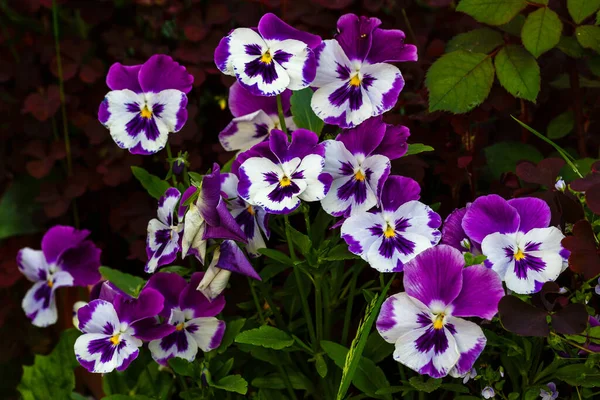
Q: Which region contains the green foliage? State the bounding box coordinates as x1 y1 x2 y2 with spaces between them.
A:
589 55 600 76
547 110 574 139
210 375 248 395
446 28 504 53
500 14 526 36
406 143 435 155
567 0 600 24
131 166 171 200
258 248 294 265
99 266 146 297
235 325 295 350
484 141 543 178
456 0 527 26
18 329 80 400
557 36 585 58
426 51 495 113
494 45 540 102
290 88 324 135
218 318 246 353
555 364 600 387
521 7 562 58
0 175 41 239
464 252 487 266
576 25 600 52
408 376 443 393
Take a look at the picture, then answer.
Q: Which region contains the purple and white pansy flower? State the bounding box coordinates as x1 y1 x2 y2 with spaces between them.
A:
221 172 270 257
376 245 505 378
182 164 247 263
146 188 187 274
219 82 296 153
214 13 321 97
98 54 193 155
341 176 441 272
321 116 409 217
237 129 332 214
74 286 174 373
17 226 101 327
310 14 418 128
197 240 261 301
461 195 569 294
146 272 226 365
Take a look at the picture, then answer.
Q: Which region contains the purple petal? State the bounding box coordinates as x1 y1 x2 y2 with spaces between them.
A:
258 13 322 49
507 197 551 233
337 116 386 157
130 317 177 341
138 54 193 94
380 175 421 212
42 225 90 264
228 82 289 118
440 207 469 251
366 28 418 64
113 287 164 324
146 272 187 318
269 128 322 164
203 200 248 243
91 281 130 302
448 318 486 378
372 124 410 160
231 141 276 176
462 194 520 244
403 245 464 309
215 240 261 280
106 62 142 92
178 186 198 221
59 241 101 287
214 35 231 75
451 265 504 320
198 163 223 227
179 272 226 318
335 14 380 62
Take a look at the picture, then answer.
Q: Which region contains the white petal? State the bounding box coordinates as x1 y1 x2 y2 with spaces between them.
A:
102 89 146 150
147 90 187 132
361 154 390 202
377 292 430 344
22 281 57 327
79 300 121 334
182 205 207 262
186 317 226 352
219 110 274 152
17 248 48 282
322 140 357 179
75 333 141 373
341 212 386 260
360 63 403 115
447 317 486 378
393 200 442 245
296 154 328 202
266 38 313 90
481 232 518 280
149 330 198 365
221 173 240 200
197 262 231 301
311 81 373 128
312 40 353 88
366 232 433 272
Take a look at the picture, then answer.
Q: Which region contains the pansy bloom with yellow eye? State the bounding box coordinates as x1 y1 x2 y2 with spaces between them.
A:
214 13 321 97
376 245 504 378
98 54 193 155
321 116 409 217
310 14 417 128
341 176 440 272
17 226 101 327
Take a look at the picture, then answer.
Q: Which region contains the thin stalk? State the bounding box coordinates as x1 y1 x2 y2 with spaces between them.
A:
166 143 177 185
249 278 265 324
323 279 331 340
258 281 287 330
401 9 417 47
275 363 298 400
178 375 189 392
315 274 323 346
341 267 359 345
276 94 288 134
303 206 312 238
145 364 159 399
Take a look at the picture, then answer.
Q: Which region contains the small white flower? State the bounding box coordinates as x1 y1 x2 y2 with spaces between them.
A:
482 386 495 399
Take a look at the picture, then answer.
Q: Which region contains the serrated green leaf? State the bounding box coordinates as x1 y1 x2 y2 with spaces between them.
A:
99 266 146 297
568 0 600 24
363 331 394 364
408 376 443 393
427 51 494 113
235 325 294 350
131 166 171 199
576 25 600 52
188 171 203 185
446 28 504 54
218 318 246 353
211 375 248 395
547 110 574 139
521 7 562 58
0 175 41 240
494 45 540 102
406 143 435 155
291 88 324 135
258 248 293 266
456 0 527 25
484 141 543 178
557 36 585 58
550 73 600 88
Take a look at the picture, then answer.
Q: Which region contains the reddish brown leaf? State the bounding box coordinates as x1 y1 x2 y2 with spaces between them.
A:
552 304 588 335
585 184 600 215
562 220 600 279
22 86 60 121
516 158 565 188
499 295 550 337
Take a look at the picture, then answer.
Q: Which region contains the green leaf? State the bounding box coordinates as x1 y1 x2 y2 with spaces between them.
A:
426 51 495 113
99 266 146 297
287 225 312 256
589 55 600 76
131 166 171 199
363 331 394 364
484 141 543 178
290 88 324 135
0 175 41 240
235 325 294 350
211 375 248 395
258 248 293 266
168 358 194 377
547 110 574 139
500 14 526 37
446 28 504 54
218 318 246 353
576 25 600 53
550 73 600 88
555 364 600 387
18 329 80 400
456 0 527 25
406 143 435 155
441 383 470 394
251 371 313 391
323 243 359 261
408 376 443 393
568 0 600 24
521 7 562 58
557 36 585 58
560 158 598 181
158 265 193 276
315 353 328 378
71 393 88 400
103 396 154 400
188 171 203 186
494 45 540 102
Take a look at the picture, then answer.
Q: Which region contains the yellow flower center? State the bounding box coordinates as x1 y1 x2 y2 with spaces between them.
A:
354 170 365 181
384 224 395 238
176 322 185 331
110 334 121 345
514 249 526 261
433 314 445 330
349 74 361 87
260 50 273 64
280 176 292 187
247 205 255 216
140 105 152 119
47 280 54 288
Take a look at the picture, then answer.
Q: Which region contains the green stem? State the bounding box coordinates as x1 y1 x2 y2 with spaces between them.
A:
276 94 288 134
275 363 298 400
249 278 266 324
315 274 323 346
303 206 312 238
323 278 331 340
401 9 418 47
258 281 287 330
341 267 359 345
145 364 159 399
178 375 189 392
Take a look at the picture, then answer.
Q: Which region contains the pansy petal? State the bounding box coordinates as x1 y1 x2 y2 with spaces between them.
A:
219 110 274 152
366 232 433 272
522 227 566 254
157 188 181 226
146 272 187 318
203 200 248 243
178 186 197 221
361 154 390 203
380 176 421 212
17 248 47 282
106 62 142 92
113 287 165 324
297 155 331 202
452 265 504 320
507 197 551 233
440 207 469 251
393 200 442 245
198 163 223 227
75 332 141 373
129 317 177 341
138 54 193 94
181 205 206 263
311 79 373 129
41 225 90 264
367 28 418 64
447 318 486 378
258 13 322 49
228 81 288 117
186 317 226 352
504 251 562 295
360 62 404 117
216 240 261 281
321 174 375 217
341 212 386 258
77 299 120 334
403 245 464 309
221 173 240 200
377 292 430 344
22 281 57 327
337 116 385 157
215 35 234 76
312 40 353 88
266 38 316 90
463 194 520 244
180 272 226 318
149 330 198 366
147 89 188 132
145 219 180 274
101 89 149 149
373 124 410 160
197 265 231 301
481 232 517 279
323 139 356 178
335 14 379 62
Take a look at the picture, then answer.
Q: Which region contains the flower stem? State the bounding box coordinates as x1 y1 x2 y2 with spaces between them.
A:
249 278 265 324
276 94 288 134
315 274 323 345
145 363 159 399
341 267 359 345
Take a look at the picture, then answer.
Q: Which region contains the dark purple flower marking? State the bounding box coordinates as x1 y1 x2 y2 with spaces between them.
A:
88 336 126 363
415 327 450 355
504 241 546 279
235 207 256 239
160 329 189 353
244 50 291 85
